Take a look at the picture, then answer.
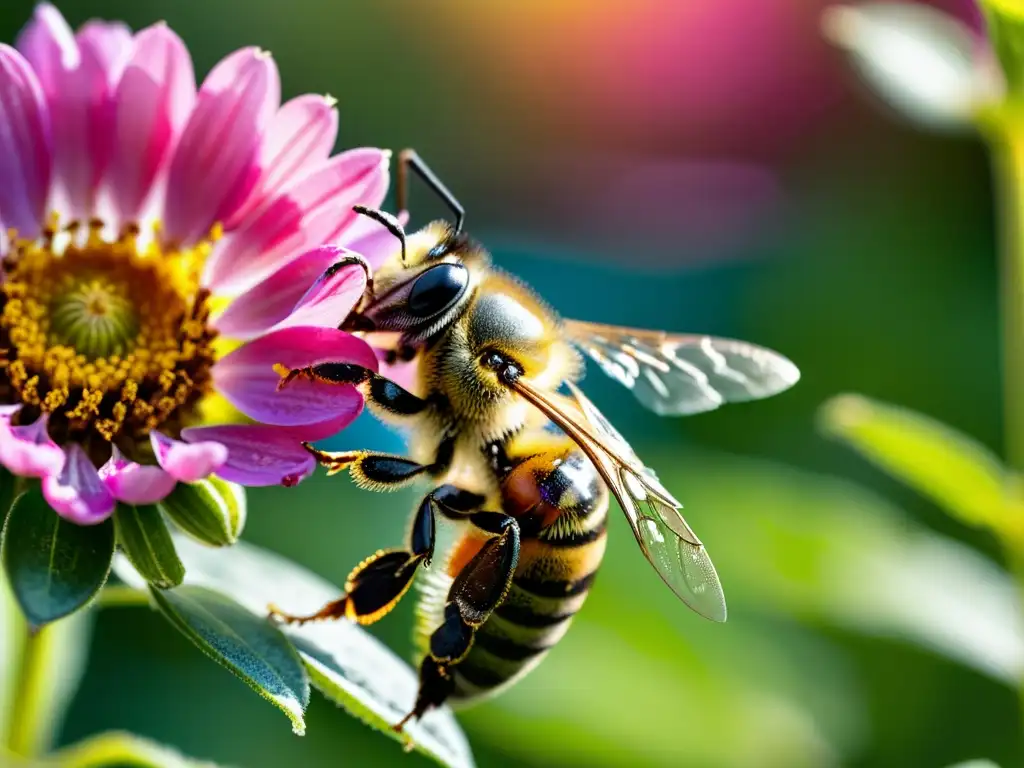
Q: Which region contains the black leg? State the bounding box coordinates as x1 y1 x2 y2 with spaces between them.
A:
278 363 427 417
268 484 487 626
397 149 465 234
302 446 431 489
393 656 455 733
394 513 520 731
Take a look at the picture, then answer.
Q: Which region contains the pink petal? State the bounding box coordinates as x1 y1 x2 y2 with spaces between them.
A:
0 45 52 238
162 47 280 246
378 354 420 394
179 424 313 487
150 431 228 482
0 412 64 478
110 23 195 222
226 94 339 228
276 260 366 331
212 325 377 427
15 4 76 95
76 20 132 75
55 20 132 219
342 209 409 271
214 245 355 340
43 443 115 524
98 447 176 504
203 147 389 295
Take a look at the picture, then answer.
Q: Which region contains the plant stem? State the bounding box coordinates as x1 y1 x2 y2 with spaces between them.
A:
994 129 1024 474
5 619 58 757
991 121 1024 736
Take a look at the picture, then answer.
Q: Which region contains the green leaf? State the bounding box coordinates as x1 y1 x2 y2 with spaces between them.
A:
114 504 185 589
159 478 246 547
0 468 17 529
1 489 115 627
981 0 1024 96
2 729 222 767
148 584 310 736
820 394 1015 533
112 537 475 768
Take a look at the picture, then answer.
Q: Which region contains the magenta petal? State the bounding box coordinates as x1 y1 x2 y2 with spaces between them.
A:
342 209 409 271
76 20 132 75
180 424 314 487
275 260 366 331
214 245 351 340
203 147 389 295
212 325 377 427
99 447 176 504
162 47 280 246
45 21 132 218
226 94 339 228
0 45 52 238
111 23 195 222
15 3 76 95
0 412 65 478
43 443 115 524
150 431 228 482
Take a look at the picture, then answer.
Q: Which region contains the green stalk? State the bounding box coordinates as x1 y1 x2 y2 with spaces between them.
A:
4 619 58 757
994 128 1024 474
991 120 1024 732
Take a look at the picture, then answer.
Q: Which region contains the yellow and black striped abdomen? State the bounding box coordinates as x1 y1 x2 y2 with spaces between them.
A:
422 441 609 704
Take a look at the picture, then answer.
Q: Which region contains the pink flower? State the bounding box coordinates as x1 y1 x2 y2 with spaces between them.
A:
0 4 398 524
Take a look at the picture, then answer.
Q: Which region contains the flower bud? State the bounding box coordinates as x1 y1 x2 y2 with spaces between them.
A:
159 477 247 547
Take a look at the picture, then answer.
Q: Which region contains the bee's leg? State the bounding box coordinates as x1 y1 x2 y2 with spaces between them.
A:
278 363 427 417
394 512 520 731
268 484 486 625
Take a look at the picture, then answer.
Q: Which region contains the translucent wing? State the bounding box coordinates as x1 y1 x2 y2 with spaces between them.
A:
509 377 727 622
564 319 800 416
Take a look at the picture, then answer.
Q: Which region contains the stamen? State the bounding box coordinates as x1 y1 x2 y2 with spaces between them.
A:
0 215 220 446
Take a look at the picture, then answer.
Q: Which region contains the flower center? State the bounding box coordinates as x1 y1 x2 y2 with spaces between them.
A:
0 219 219 447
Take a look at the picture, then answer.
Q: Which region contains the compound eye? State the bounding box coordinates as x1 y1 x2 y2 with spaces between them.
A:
408 263 469 318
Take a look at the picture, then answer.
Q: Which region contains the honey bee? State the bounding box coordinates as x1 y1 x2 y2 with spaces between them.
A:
268 151 800 730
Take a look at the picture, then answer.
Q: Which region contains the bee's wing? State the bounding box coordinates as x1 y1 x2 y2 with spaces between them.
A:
564 319 800 416
510 377 727 622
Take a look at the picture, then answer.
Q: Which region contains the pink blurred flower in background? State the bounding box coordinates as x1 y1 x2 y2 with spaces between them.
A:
0 4 393 523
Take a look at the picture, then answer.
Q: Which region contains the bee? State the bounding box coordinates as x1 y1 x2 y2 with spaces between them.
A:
268 151 800 731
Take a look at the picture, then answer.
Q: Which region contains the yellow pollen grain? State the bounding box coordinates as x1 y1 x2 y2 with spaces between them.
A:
0 218 222 443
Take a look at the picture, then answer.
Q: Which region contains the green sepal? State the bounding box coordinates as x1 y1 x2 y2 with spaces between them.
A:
159 478 246 547
981 0 1024 97
1 488 115 628
114 504 185 589
148 585 310 735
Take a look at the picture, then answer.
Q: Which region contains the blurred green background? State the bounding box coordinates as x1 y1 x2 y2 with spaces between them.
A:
2 0 1019 766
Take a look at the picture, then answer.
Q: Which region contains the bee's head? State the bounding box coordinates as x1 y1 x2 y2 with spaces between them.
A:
464 274 580 400
360 220 483 343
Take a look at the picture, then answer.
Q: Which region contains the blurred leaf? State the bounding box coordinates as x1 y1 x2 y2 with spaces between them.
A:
1 729 222 767
148 585 310 736
112 537 475 768
114 504 185 589
1 489 114 627
982 0 1024 95
945 761 1002 768
651 449 1024 685
160 478 246 547
821 2 999 130
463 620 841 768
820 394 1015 534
